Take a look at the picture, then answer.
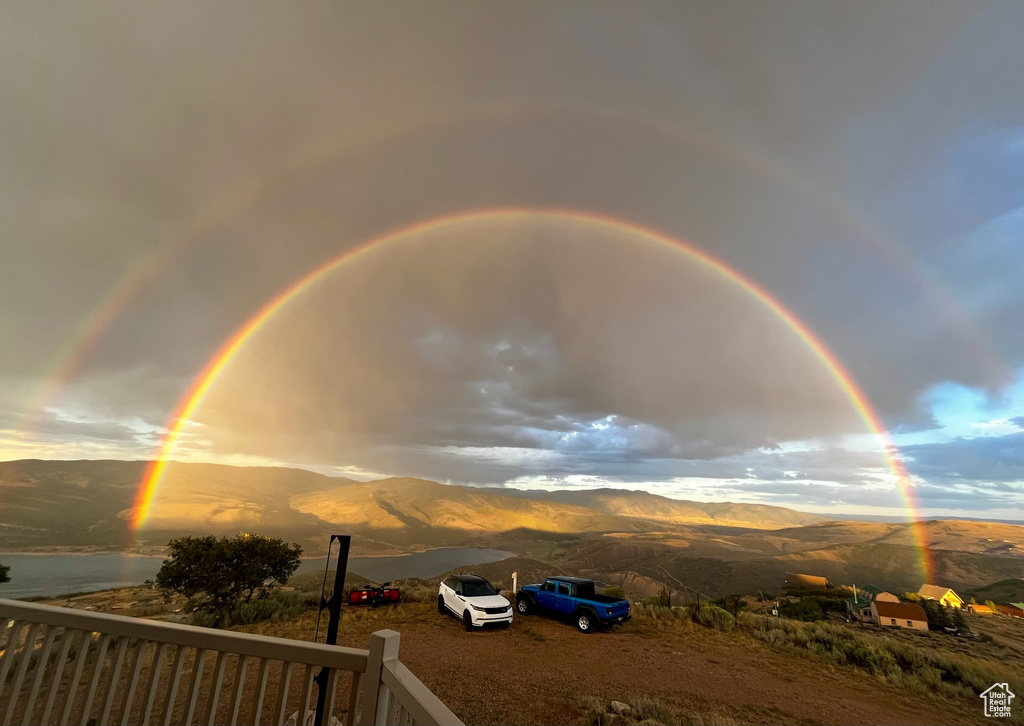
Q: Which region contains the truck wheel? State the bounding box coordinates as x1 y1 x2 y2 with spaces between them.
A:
516 597 531 615
463 611 474 631
576 610 594 633
438 596 446 614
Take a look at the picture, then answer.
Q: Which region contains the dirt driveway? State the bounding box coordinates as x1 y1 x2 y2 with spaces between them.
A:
249 603 987 725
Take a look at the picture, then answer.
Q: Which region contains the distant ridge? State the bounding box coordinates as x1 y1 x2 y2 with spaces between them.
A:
0 459 823 552
478 486 824 528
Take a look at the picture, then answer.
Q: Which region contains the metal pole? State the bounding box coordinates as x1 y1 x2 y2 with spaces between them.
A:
313 534 351 726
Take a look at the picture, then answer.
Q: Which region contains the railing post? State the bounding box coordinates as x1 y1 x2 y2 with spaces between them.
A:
358 630 400 726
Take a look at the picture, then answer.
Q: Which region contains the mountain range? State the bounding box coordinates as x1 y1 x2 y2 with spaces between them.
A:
2 459 1023 596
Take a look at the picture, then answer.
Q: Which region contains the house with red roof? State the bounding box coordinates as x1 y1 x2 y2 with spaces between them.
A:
871 600 929 631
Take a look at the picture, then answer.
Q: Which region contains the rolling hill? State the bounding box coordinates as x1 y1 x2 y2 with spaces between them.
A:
0 460 832 554
965 578 1024 604
484 486 824 528
4 459 1024 598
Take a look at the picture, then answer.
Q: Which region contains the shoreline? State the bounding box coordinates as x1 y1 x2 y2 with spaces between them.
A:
0 550 165 558
1 545 512 560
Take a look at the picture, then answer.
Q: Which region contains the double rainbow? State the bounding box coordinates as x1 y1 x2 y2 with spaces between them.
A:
131 207 934 582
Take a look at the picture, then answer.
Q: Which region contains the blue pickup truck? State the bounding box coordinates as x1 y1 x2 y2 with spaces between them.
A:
515 576 631 632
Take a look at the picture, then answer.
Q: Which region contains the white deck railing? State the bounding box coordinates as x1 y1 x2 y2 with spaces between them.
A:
0 599 462 726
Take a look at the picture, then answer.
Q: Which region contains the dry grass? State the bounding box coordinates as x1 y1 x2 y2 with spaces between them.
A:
746 617 1022 705
583 696 746 726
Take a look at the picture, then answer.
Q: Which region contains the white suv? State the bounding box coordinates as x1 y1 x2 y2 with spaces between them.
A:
438 574 513 630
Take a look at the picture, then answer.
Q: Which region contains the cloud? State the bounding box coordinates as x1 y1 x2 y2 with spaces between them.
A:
902 431 1024 487
0 3 1021 514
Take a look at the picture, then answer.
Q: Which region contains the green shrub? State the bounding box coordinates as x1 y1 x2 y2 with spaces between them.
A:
694 605 735 632
603 586 626 599
714 594 746 616
190 609 221 628
778 598 825 621
643 589 672 608
191 591 305 628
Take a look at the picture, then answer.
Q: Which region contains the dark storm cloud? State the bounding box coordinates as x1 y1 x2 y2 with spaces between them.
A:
0 2 1021 505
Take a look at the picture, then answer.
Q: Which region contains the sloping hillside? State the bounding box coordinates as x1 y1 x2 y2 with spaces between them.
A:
0 459 344 551
488 486 824 528
290 477 650 535
966 578 1024 604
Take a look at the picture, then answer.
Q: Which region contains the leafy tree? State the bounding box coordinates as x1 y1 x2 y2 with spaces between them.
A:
0 563 9 584
156 534 302 616
986 600 999 613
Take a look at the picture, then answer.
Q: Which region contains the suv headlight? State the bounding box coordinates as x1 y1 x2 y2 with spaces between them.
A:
471 604 486 612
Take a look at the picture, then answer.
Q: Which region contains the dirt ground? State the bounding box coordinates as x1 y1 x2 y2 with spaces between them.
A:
242 603 989 726
28 586 1002 725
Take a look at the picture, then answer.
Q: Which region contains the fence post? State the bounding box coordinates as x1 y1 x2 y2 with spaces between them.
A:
358 630 400 726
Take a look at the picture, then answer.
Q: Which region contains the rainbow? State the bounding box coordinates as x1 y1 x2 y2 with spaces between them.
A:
132 207 934 581
27 103 1006 438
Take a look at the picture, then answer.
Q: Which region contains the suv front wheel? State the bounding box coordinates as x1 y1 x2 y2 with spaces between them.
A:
516 596 531 615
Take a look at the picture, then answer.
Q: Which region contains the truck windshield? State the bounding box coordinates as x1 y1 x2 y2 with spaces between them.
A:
463 581 497 597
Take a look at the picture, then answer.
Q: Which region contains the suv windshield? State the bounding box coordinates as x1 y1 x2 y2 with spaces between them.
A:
462 581 497 597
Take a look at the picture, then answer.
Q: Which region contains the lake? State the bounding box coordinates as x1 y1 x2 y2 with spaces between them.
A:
296 547 512 583
0 547 512 600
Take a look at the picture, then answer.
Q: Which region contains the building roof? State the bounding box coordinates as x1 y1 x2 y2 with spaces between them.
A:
970 604 995 614
874 600 928 622
786 573 830 589
847 595 873 608
918 584 962 601
1010 603 1024 610
860 584 886 596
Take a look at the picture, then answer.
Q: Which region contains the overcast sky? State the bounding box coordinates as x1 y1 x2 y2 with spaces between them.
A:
1 2 1021 518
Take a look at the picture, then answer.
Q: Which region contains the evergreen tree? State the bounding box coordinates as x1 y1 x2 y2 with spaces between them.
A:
952 606 969 633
